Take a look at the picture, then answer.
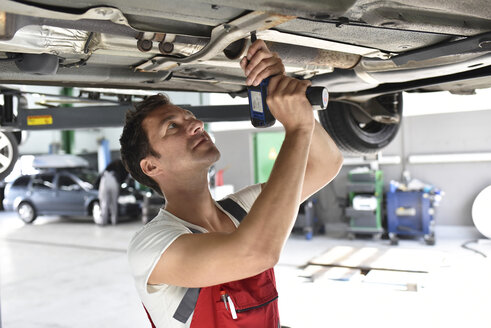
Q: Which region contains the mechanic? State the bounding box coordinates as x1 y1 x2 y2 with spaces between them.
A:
120 40 343 327
98 159 128 225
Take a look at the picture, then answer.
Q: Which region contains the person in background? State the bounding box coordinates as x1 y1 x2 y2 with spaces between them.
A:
98 159 128 225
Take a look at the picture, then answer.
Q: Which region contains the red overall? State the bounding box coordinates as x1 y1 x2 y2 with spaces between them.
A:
190 268 279 327
143 198 280 327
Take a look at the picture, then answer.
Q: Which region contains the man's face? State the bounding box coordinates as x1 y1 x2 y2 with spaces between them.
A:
141 104 220 175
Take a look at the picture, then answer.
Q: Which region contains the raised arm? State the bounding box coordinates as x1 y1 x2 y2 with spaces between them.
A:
241 39 343 201
300 120 343 202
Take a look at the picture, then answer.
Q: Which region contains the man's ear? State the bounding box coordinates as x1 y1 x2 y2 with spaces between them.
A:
140 157 162 177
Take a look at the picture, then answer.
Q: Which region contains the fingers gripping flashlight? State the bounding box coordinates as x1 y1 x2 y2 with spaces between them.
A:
246 33 329 128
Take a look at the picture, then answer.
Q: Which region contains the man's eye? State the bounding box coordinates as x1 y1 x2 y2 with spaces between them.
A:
168 123 177 129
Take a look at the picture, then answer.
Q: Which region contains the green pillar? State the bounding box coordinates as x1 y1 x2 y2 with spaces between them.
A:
60 88 74 154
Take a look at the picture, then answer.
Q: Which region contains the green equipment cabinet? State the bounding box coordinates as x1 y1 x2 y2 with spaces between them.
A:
345 169 384 240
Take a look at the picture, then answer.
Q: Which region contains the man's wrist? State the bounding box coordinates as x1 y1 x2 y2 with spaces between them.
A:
284 124 315 138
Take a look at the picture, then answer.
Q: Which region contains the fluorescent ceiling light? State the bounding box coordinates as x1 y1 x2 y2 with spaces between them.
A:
343 155 401 165
408 152 491 164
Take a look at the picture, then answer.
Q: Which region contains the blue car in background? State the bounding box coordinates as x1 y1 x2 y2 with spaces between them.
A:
3 168 141 224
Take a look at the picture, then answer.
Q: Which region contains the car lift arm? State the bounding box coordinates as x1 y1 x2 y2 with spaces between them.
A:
0 89 250 131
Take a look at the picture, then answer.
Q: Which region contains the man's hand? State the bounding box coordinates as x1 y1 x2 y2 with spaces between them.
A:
266 75 314 133
240 39 314 133
240 39 284 86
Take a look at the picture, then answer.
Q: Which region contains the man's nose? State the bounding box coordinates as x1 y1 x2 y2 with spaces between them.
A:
187 117 204 135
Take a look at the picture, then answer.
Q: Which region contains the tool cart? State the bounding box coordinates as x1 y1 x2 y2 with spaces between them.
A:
345 168 384 240
294 196 322 240
386 182 443 246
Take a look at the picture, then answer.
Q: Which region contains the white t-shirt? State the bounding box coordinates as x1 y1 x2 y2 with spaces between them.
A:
127 184 262 328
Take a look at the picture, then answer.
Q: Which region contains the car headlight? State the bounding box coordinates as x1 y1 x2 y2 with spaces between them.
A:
118 195 137 204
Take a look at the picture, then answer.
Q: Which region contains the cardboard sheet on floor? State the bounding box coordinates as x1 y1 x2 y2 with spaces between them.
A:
299 265 363 282
363 269 428 291
309 245 446 273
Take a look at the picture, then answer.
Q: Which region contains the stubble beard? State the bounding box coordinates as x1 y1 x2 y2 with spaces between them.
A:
192 142 221 169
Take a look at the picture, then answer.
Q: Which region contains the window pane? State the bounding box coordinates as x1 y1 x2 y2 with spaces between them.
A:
12 176 30 187
32 174 55 189
58 175 80 191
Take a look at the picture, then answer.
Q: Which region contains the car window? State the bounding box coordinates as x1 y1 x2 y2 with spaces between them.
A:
58 175 81 191
69 169 97 189
32 174 55 190
12 176 31 188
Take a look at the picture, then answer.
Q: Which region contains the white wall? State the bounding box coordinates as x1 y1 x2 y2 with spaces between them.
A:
18 130 61 154
212 129 255 190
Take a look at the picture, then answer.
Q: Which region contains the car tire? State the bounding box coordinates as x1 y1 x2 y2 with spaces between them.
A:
0 131 19 180
91 200 103 225
17 201 37 224
318 92 403 154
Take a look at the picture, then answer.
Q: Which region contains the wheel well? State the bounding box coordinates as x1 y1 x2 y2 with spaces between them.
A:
13 131 22 144
88 199 99 215
318 92 402 154
17 200 35 211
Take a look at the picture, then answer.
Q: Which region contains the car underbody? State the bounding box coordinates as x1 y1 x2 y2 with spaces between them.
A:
0 0 490 172
1 0 490 94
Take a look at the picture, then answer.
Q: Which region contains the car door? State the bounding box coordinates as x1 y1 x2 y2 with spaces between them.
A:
55 173 86 215
29 173 56 213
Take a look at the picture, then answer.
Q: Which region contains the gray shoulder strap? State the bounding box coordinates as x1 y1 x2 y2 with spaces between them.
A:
172 287 201 323
187 227 202 234
217 198 247 222
173 198 247 323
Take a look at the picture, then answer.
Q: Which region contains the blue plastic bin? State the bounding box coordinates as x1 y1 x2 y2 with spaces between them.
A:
386 191 435 245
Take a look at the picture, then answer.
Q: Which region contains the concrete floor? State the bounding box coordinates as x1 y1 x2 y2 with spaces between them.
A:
1 212 490 328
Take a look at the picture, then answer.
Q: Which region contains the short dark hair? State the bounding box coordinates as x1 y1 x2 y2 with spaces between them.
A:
119 94 171 196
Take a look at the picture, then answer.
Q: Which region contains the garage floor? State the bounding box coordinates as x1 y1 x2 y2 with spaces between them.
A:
1 212 490 328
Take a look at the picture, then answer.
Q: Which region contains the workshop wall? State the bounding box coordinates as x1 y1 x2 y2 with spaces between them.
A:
324 109 491 227
213 125 285 191
399 110 491 226
72 128 122 154
212 128 256 191
17 130 62 154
